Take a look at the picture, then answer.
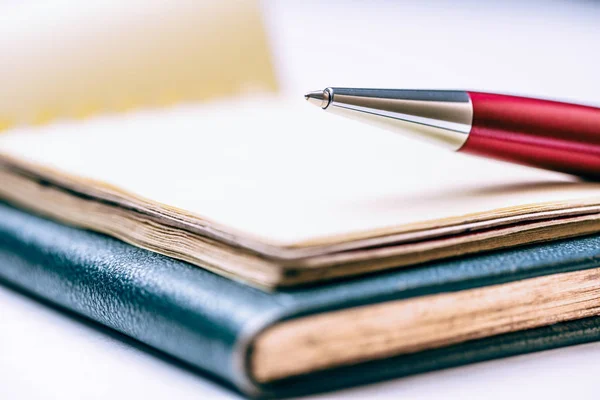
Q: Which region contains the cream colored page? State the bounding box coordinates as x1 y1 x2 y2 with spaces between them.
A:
2 95 600 246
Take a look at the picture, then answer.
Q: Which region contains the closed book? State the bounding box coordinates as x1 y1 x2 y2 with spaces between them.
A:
3 201 600 397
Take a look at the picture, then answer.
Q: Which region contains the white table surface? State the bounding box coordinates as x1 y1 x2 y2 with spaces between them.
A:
2 0 600 398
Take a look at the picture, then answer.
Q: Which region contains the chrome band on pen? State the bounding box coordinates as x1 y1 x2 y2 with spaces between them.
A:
309 88 474 151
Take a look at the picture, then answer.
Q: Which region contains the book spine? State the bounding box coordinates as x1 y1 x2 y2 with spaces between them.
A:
0 202 265 396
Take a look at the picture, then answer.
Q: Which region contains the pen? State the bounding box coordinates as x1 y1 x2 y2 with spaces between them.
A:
305 88 600 178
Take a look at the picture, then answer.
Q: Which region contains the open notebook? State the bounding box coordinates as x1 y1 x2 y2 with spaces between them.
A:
3 95 600 288
2 0 600 289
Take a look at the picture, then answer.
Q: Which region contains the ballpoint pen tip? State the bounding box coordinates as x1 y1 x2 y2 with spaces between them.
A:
304 89 330 109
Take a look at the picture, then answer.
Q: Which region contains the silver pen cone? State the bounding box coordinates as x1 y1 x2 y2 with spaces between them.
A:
304 87 474 150
304 89 331 109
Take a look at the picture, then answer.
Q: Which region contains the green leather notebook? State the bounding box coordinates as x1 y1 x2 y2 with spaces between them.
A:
2 201 600 398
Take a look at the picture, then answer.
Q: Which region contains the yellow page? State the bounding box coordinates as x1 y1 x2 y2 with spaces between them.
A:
0 0 276 129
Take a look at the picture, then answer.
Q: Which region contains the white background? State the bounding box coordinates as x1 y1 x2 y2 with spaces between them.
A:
2 0 600 398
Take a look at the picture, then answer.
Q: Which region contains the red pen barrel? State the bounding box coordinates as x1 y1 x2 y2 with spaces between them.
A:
460 92 600 179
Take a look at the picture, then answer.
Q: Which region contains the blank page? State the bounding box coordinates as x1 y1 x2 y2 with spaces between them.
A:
2 95 600 246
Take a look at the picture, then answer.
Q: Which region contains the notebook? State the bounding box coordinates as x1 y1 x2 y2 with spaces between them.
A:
2 0 600 288
3 201 600 397
3 95 600 287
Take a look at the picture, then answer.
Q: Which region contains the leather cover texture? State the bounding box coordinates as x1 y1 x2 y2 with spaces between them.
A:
3 201 600 398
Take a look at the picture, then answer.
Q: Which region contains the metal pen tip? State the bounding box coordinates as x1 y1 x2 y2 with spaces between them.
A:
304 89 331 109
